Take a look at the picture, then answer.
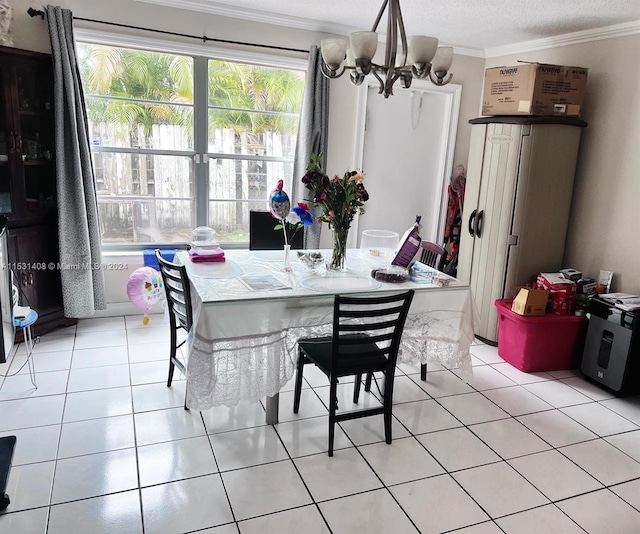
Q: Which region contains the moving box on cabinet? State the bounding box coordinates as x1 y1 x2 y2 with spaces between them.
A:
482 63 588 117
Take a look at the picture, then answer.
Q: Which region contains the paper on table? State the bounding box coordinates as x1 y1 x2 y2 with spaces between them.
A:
240 274 291 291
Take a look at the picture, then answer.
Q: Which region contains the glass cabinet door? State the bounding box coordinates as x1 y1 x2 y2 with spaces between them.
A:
0 66 12 214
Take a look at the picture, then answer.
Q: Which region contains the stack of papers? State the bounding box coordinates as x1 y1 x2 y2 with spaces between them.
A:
599 293 640 312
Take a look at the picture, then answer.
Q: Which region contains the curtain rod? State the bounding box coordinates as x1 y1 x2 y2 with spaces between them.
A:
27 7 310 55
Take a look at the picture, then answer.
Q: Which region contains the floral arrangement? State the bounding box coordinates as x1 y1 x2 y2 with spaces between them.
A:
301 153 369 269
273 201 313 245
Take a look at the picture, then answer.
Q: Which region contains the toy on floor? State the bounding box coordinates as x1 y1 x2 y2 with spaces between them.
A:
127 266 163 325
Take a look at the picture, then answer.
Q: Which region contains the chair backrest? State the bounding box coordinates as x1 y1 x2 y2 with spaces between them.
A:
331 290 415 371
419 241 445 269
155 250 193 331
249 210 304 250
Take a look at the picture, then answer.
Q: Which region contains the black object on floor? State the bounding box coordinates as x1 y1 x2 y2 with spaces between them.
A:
0 435 16 511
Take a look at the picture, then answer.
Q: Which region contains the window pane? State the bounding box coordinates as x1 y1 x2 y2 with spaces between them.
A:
87 98 193 151
209 158 293 201
94 152 193 244
208 200 267 243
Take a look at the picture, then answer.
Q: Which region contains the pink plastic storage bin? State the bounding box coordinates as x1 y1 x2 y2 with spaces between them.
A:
495 299 588 372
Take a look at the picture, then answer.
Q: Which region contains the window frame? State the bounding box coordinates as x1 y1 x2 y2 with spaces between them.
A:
75 28 308 251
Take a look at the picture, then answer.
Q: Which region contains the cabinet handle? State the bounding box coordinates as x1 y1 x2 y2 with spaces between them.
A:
16 134 22 154
9 131 15 152
468 209 477 237
28 272 33 285
476 210 485 238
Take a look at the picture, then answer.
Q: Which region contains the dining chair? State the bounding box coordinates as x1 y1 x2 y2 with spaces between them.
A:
249 210 304 250
155 249 193 409
293 290 415 456
417 240 446 381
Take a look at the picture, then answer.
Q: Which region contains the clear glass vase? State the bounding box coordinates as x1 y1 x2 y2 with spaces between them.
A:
282 244 292 273
329 226 349 270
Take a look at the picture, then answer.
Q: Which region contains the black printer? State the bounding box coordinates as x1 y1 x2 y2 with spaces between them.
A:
581 296 640 393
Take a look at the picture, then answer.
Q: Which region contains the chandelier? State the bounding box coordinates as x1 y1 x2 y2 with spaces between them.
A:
320 0 453 98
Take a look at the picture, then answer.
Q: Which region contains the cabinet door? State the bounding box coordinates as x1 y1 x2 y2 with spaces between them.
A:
0 64 15 215
7 223 63 320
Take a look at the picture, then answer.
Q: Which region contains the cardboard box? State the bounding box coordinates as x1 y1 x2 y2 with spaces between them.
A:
511 288 549 316
482 63 588 116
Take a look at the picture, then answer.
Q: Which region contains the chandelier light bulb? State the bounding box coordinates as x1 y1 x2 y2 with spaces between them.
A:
409 36 438 64
321 38 347 68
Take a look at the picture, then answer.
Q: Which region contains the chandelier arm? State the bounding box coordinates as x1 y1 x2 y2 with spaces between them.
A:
371 0 389 32
371 69 386 95
320 60 346 79
395 0 408 67
384 0 397 74
428 71 453 86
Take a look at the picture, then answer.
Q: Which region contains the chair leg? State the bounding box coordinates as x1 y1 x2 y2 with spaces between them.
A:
167 326 178 387
364 372 372 392
383 371 394 445
420 363 427 381
293 349 306 414
328 377 338 457
353 374 362 404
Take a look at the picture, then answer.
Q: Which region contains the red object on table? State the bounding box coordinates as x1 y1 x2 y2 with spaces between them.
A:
495 299 587 372
188 247 226 262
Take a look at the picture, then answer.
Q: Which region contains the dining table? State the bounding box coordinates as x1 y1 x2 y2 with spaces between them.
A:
176 248 476 424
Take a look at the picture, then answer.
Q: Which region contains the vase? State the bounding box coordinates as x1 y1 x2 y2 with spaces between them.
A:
330 226 349 270
282 244 292 273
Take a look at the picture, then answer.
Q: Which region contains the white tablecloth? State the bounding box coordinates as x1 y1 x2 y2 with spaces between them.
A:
177 249 476 411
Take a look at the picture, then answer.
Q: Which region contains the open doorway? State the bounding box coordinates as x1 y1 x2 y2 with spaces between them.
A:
353 80 461 245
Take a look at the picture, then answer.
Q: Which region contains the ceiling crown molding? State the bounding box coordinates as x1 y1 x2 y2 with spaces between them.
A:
485 20 640 58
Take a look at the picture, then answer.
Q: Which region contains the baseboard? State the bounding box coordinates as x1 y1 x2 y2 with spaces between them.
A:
91 302 164 318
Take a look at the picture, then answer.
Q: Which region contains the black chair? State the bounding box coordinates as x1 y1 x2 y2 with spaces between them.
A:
419 240 446 270
155 249 193 409
418 241 446 381
293 290 414 456
249 210 304 250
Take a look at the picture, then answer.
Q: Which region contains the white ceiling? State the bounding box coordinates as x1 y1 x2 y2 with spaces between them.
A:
137 0 640 54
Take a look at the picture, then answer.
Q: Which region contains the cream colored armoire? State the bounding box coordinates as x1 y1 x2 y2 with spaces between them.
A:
457 117 587 343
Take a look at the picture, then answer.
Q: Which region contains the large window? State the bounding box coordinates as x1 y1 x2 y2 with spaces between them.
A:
77 43 304 246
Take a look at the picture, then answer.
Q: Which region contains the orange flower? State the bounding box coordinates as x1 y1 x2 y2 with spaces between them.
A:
327 210 335 220
348 173 364 183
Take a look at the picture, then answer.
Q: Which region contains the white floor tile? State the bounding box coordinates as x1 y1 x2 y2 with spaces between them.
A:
141 474 233 533
201 400 266 434
413 369 474 398
71 346 128 369
496 504 585 533
51 448 138 504
490 362 553 385
209 425 289 471
611 478 640 511
606 429 640 463
134 407 206 446
454 364 517 390
559 438 640 486
557 489 640 533
393 399 463 434
128 341 170 363
599 396 640 426
546 369 581 379
129 360 170 385
391 473 490 533
523 380 593 408
387 375 432 403
560 402 639 436
517 409 598 447
417 427 501 472
137 436 218 486
294 448 382 501
319 489 418 534
132 381 186 412
275 416 353 457
74 329 127 350
239 505 330 534
0 507 48 534
0 425 60 465
339 413 410 446
31 333 75 354
470 343 504 364
276 389 328 422
66 364 131 392
223 461 312 520
126 326 169 346
358 436 444 485
58 414 135 458
482 386 554 416
312 381 382 412
453 522 504 534
4 461 55 512
21 350 72 373
508 449 603 501
452 462 549 518
0 395 65 431
438 392 510 426
398 360 445 375
63 386 132 423
77 317 126 333
560 376 617 401
469 418 552 459
48 490 142 534
0 369 69 400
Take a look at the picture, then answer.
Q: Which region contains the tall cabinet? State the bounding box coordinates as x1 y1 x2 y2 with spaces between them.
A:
0 45 75 336
457 117 587 343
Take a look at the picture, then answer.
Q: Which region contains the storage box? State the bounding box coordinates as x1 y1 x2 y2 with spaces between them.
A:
482 63 588 117
143 249 178 271
495 299 587 372
511 288 549 316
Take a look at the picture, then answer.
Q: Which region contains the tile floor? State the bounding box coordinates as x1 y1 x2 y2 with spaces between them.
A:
1 316 640 533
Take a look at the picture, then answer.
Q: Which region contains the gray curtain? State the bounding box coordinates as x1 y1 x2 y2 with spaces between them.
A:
46 5 106 317
292 46 329 249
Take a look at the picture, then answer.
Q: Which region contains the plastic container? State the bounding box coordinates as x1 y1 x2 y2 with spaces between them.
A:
192 226 217 246
360 229 399 263
495 299 588 372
